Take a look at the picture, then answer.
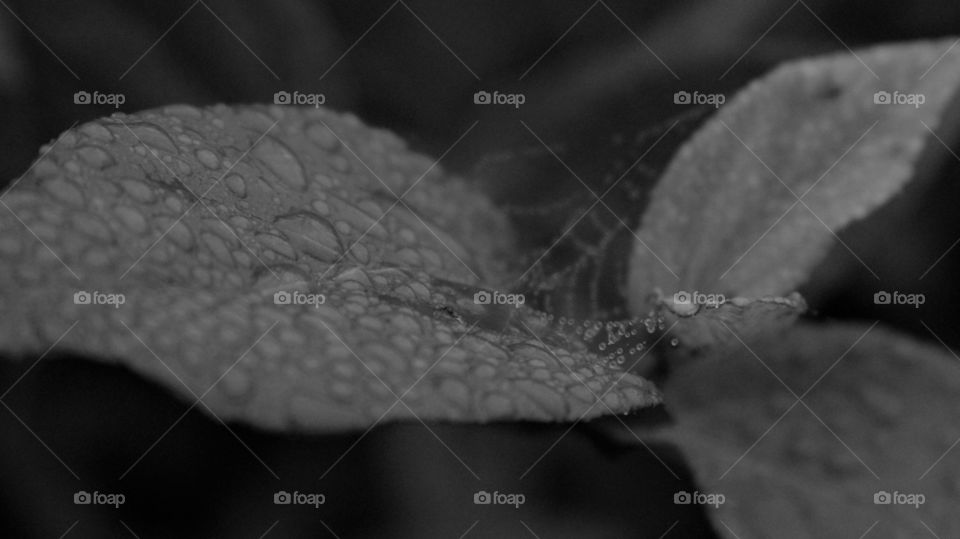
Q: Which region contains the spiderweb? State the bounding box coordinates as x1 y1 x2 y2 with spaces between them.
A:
473 109 710 372
470 108 712 370
475 108 710 318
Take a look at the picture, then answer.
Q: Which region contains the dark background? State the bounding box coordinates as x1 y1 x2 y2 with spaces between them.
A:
1 1 959 537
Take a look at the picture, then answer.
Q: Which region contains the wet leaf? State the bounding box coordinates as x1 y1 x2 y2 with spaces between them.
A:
628 38 960 310
654 322 960 538
657 292 806 358
0 104 659 431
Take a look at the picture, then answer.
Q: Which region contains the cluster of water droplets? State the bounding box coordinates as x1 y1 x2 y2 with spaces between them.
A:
532 310 673 371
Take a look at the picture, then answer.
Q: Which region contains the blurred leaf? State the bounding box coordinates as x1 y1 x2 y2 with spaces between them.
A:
0 104 659 432
654 322 960 538
628 37 960 311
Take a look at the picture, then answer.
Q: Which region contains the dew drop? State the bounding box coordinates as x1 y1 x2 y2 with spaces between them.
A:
274 212 342 262
224 174 247 198
160 218 195 251
313 173 334 188
76 146 115 169
228 215 252 230
120 178 156 203
196 148 221 169
80 123 114 142
128 123 179 153
329 196 386 239
202 232 235 265
233 250 253 268
72 213 113 242
311 199 329 216
254 136 307 190
114 205 148 235
334 220 351 235
43 177 85 207
350 242 370 264
255 232 297 259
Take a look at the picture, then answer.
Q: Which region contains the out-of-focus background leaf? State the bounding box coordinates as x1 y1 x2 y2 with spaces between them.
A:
656 322 960 538
3 1 960 537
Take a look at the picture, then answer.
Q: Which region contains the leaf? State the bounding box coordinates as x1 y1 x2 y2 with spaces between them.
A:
657 292 806 358
656 323 960 538
0 104 659 431
628 37 960 312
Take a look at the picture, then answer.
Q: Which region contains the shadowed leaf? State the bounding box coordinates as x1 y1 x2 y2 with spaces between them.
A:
655 323 960 538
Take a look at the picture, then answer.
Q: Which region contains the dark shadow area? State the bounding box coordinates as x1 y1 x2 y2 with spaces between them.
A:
0 356 716 538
